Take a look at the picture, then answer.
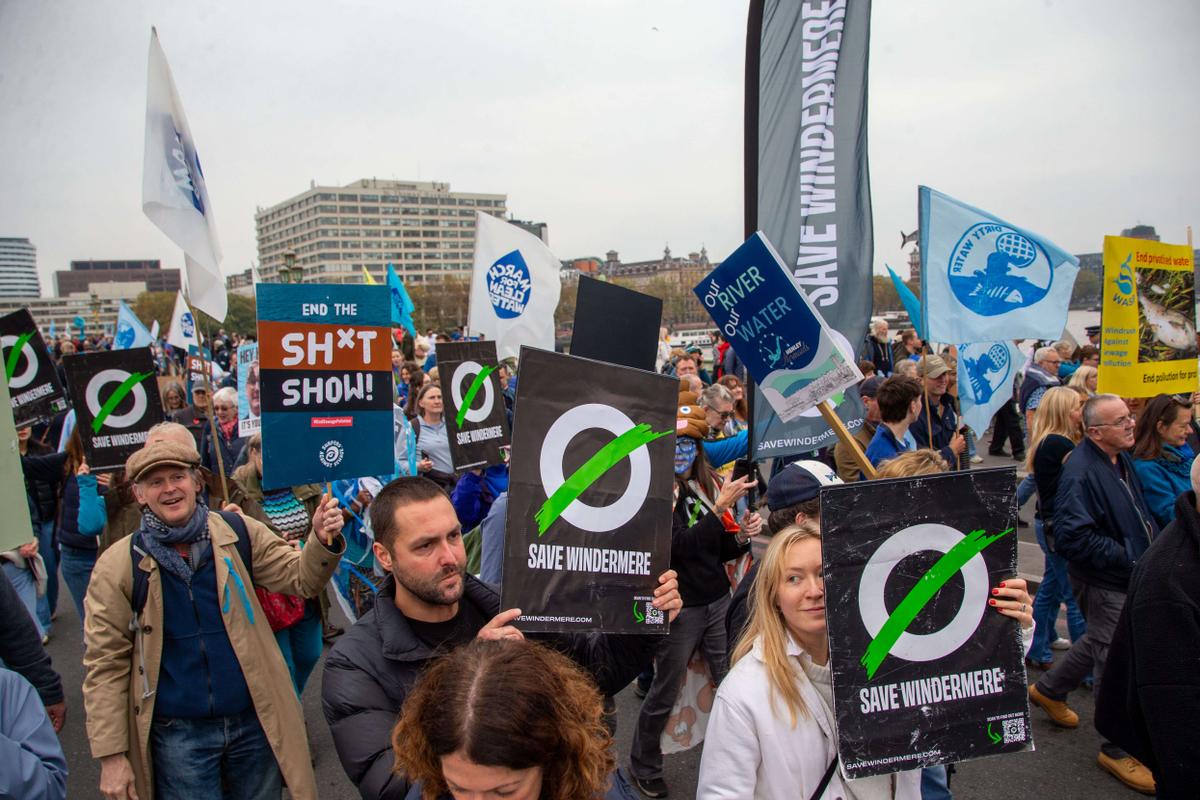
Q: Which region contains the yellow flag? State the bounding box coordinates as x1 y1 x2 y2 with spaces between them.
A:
362 266 378 285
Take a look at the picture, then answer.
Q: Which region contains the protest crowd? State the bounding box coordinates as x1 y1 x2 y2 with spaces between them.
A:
3 10 1196 800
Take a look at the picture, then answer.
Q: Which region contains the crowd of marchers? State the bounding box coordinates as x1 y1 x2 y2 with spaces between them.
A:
0 322 1194 799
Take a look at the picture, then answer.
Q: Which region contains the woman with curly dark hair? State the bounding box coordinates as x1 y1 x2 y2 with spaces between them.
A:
393 638 626 800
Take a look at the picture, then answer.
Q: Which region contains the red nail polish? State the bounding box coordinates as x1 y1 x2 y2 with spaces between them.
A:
991 588 999 595
988 599 996 605
999 581 1007 588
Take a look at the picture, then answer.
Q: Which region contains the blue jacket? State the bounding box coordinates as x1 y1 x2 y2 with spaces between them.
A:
1053 438 1158 592
1132 444 1195 529
865 424 911 469
450 466 510 531
911 394 965 471
0 669 67 800
701 430 748 469
1018 364 1059 414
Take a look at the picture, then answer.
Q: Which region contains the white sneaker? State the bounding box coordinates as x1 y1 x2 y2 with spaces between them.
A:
970 455 984 464
1050 638 1071 651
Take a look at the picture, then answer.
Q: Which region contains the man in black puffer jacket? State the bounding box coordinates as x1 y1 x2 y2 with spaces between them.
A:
321 477 682 800
1096 471 1200 799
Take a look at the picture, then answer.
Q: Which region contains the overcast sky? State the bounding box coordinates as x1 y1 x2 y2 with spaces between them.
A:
2 0 1196 298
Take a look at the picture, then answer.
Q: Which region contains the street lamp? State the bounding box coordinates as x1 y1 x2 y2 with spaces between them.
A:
278 250 300 284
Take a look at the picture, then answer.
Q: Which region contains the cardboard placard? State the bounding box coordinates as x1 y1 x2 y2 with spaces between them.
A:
570 276 663 372
63 349 164 471
256 284 393 488
821 468 1032 778
435 340 510 470
502 348 677 634
0 309 68 427
236 342 261 437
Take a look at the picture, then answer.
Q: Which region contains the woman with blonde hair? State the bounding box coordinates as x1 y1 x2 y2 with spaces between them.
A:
1025 386 1087 669
874 448 949 479
1068 365 1097 396
698 523 1034 799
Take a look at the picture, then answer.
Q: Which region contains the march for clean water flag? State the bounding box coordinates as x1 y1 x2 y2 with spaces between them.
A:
387 263 417 337
694 233 861 422
0 309 68 427
746 0 874 459
142 28 226 322
919 186 1080 344
502 348 676 634
115 301 154 350
236 342 261 437
255 284 393 489
468 212 561 360
957 341 1027 436
821 469 1031 779
436 340 509 470
63 348 164 470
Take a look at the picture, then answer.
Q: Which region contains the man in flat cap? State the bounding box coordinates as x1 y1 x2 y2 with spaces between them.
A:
83 439 345 800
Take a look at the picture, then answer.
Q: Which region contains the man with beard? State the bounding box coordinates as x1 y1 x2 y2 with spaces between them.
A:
321 477 683 800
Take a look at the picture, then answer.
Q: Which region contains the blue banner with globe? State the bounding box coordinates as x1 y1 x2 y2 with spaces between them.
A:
918 186 1080 344
694 233 861 423
957 341 1028 438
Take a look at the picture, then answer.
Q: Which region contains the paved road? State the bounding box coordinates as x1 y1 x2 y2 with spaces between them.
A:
44 446 1146 799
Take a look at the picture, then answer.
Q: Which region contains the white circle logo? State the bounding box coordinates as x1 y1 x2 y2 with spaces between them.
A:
85 369 148 429
319 440 345 468
450 360 495 424
858 523 989 663
1 334 38 389
539 403 652 532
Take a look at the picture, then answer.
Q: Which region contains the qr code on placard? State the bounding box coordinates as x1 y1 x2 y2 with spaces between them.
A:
644 603 664 625
1002 718 1026 744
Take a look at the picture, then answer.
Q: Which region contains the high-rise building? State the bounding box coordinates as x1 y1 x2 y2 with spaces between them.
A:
0 237 41 297
54 259 180 297
254 178 508 285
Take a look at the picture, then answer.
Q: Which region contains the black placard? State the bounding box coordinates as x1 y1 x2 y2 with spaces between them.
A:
502 348 677 634
569 276 663 372
0 310 68 427
821 468 1032 778
63 349 164 471
436 340 510 470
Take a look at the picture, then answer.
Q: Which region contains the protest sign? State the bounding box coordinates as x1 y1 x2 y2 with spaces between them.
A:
435 340 509 470
237 342 261 437
256 283 393 489
1098 235 1197 396
63 348 164 471
502 348 676 634
0 371 36 553
186 354 207 398
0 309 68 427
821 468 1031 778
694 232 861 422
570 276 663 372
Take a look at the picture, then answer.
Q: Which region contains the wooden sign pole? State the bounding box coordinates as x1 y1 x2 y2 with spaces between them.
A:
817 400 876 479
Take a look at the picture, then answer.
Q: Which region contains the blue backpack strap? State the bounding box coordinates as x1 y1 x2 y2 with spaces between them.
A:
215 509 253 585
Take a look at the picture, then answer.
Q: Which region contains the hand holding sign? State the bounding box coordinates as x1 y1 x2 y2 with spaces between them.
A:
990 578 1034 629
714 475 757 516
310 493 344 547
652 569 682 623
478 608 526 642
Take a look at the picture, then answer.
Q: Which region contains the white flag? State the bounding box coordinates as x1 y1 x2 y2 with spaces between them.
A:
468 212 561 360
167 290 201 352
142 28 227 322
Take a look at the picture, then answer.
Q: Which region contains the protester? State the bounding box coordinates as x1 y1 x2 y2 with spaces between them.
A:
403 368 428 417
655 326 672 374
233 432 327 694
161 381 187 414
833 376 882 482
894 358 919 379
0 668 68 799
1096 457 1200 798
1019 346 1063 430
199 385 247 477
911 354 967 470
18 425 58 633
861 318 894 376
1028 394 1157 794
0 569 66 734
1053 340 1078 379
698 521 1034 799
673 353 700 382
864 375 924 469
393 639 631 800
171 382 211 447
1131 394 1195 528
629 391 759 798
988 367 1027 460
1077 345 1100 368
411 383 457 491
891 328 920 364
1025 386 1087 669
873 448 950 478
1068 365 1098 396
717 374 748 431
321 476 682 800
82 439 345 800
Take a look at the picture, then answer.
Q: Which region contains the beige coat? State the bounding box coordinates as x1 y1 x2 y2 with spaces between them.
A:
82 511 344 799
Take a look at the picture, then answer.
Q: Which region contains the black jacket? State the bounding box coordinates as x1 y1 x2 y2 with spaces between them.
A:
1096 491 1200 798
1052 438 1157 592
0 569 63 706
671 484 749 608
322 575 657 800
911 393 965 470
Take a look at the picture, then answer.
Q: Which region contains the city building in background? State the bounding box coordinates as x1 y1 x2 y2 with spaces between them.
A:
0 282 129 335
0 237 41 297
254 178 510 285
560 245 714 327
226 267 255 297
55 259 180 297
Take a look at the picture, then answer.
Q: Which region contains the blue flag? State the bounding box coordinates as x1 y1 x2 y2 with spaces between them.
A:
886 265 924 336
386 263 416 337
72 316 85 335
48 321 56 338
918 186 1079 343
114 301 153 350
957 340 1028 436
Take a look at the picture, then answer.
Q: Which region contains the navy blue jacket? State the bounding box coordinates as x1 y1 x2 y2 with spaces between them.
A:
1053 438 1158 592
912 394 965 470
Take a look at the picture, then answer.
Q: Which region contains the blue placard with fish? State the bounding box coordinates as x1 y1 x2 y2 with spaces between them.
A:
693 232 861 422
